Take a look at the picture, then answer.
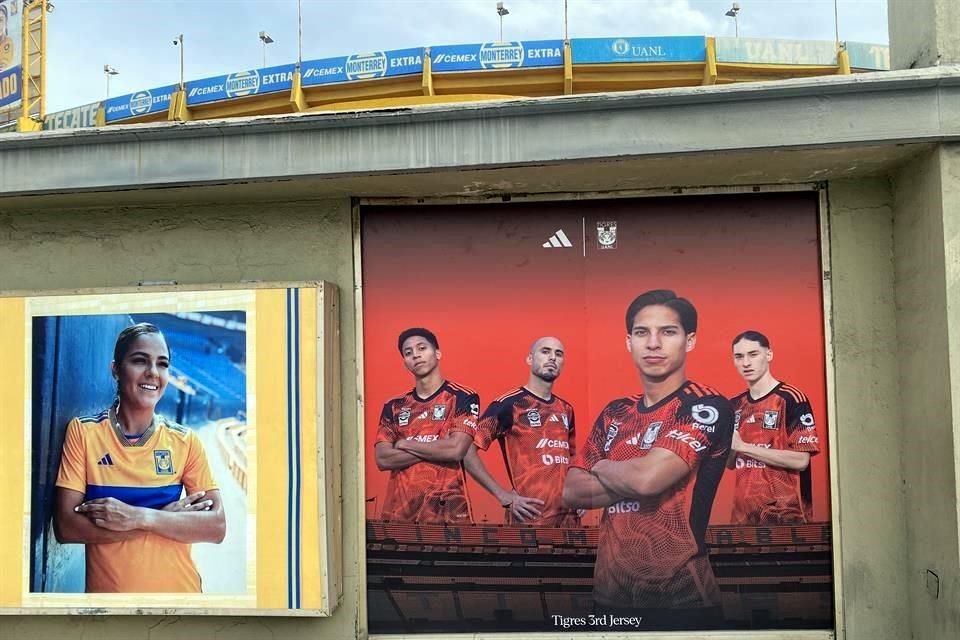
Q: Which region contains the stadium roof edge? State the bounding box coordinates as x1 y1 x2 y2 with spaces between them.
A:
3 65 958 149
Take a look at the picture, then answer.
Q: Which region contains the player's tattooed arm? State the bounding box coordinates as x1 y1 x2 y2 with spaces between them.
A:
54 488 142 544
375 441 422 471
464 445 544 521
591 448 690 499
731 431 811 471
74 491 226 544
562 467 620 509
395 431 473 462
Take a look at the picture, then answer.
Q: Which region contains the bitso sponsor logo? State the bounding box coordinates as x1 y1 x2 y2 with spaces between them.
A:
607 500 642 514
541 453 569 465
129 90 153 116
346 52 387 80
226 71 261 98
535 438 569 449
735 456 766 469
479 42 524 69
665 429 706 452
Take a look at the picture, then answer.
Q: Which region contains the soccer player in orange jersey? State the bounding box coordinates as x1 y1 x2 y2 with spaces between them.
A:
728 330 820 524
464 336 578 527
563 290 734 629
374 328 479 524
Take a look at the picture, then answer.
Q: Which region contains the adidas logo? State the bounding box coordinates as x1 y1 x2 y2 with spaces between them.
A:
542 229 573 248
417 411 429 420
549 414 560 422
97 453 114 466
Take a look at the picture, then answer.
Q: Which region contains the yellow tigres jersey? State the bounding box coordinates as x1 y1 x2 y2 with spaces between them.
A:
55 409 218 593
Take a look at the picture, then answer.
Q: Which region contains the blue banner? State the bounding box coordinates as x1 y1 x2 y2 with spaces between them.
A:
104 83 178 123
302 47 424 87
0 64 20 109
186 63 297 106
431 40 564 72
571 36 706 64
846 42 889 71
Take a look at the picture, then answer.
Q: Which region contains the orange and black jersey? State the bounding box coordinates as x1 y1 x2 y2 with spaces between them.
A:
475 387 578 527
573 381 734 609
730 382 820 525
376 380 479 524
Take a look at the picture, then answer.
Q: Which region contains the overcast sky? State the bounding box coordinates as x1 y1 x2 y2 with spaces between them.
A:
43 0 888 112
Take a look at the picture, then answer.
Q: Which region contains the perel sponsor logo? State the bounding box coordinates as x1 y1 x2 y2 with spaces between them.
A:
693 422 715 433
541 453 569 466
607 500 643 514
665 429 706 452
800 413 816 428
535 438 569 449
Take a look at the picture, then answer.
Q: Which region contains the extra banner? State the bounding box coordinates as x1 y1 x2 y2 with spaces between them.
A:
361 193 833 634
0 283 340 615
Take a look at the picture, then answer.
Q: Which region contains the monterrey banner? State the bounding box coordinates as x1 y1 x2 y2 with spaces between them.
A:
361 193 833 633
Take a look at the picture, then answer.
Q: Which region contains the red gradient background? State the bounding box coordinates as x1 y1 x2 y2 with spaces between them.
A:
361 193 830 526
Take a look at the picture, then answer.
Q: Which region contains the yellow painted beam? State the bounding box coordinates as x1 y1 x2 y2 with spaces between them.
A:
168 89 191 122
422 48 434 96
563 40 573 95
15 116 41 132
703 37 718 85
96 105 106 127
837 48 851 75
290 70 307 112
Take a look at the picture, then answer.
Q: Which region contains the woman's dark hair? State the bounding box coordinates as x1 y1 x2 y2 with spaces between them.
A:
113 322 168 364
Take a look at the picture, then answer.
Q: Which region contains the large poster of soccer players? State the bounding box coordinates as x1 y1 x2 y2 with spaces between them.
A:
0 284 339 614
361 193 833 634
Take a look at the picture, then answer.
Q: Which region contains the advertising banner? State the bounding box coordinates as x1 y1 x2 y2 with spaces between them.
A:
846 41 890 70
430 40 564 73
186 63 296 107
43 102 100 131
104 83 178 123
361 194 833 633
301 47 424 87
571 36 706 64
0 0 22 116
0 284 338 614
716 37 838 65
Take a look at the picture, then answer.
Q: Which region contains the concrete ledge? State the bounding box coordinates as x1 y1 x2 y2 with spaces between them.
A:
1 67 959 196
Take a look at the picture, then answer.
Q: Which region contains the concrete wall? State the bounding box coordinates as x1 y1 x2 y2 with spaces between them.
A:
828 179 910 639
892 148 960 639
0 198 362 639
889 0 960 68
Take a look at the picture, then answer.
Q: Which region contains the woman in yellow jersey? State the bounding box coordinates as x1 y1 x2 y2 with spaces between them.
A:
53 323 226 593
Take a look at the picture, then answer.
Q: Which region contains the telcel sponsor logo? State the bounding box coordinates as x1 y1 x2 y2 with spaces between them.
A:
346 52 387 80
665 429 706 452
535 438 569 449
480 42 524 69
129 90 154 115
798 435 818 445
541 453 569 466
226 71 261 98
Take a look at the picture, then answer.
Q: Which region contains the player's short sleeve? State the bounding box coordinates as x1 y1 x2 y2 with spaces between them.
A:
55 418 87 494
785 392 820 454
570 405 611 472
655 395 734 469
567 404 577 458
447 389 481 436
375 401 399 445
474 398 511 450
182 429 218 494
